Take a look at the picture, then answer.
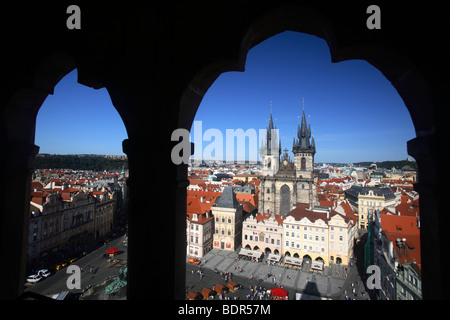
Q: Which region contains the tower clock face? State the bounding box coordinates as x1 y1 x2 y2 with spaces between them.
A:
283 159 288 166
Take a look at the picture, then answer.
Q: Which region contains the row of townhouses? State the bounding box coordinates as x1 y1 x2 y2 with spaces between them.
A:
27 178 126 273
186 108 421 299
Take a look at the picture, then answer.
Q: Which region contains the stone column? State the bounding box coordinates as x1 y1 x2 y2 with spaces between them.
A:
0 142 39 299
408 133 448 299
122 136 188 300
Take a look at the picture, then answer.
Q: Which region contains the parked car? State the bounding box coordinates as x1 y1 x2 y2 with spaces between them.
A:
37 269 51 278
55 262 67 270
188 257 201 265
26 274 43 283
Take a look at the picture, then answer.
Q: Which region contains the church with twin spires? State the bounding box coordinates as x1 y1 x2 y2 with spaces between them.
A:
259 106 319 215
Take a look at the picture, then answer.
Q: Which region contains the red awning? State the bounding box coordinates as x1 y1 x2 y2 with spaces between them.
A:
106 248 119 254
271 287 288 297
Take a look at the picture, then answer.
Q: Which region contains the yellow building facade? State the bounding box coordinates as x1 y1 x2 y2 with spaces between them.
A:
282 204 356 267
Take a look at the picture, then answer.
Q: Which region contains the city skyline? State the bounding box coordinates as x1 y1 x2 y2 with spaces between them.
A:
35 32 415 164
192 31 415 164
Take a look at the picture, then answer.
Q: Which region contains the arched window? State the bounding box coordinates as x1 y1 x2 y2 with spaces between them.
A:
301 157 306 170
280 184 291 215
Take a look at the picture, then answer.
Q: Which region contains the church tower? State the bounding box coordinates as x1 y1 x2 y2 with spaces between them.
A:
292 106 318 209
259 102 318 215
293 110 316 179
259 105 281 176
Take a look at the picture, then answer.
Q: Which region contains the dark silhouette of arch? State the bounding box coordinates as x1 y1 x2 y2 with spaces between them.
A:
1 2 448 300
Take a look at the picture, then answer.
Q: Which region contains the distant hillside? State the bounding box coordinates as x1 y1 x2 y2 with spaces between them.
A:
34 154 128 171
354 160 417 170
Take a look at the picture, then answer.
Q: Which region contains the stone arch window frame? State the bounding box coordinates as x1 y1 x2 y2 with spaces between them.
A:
2 2 439 301
177 5 439 298
1 50 132 299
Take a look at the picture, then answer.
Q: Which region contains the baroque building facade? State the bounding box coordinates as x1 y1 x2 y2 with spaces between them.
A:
259 109 319 215
212 186 243 251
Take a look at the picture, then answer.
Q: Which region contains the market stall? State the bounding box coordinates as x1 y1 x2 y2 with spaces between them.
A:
238 248 263 262
311 260 324 273
106 247 119 257
213 283 228 295
202 287 215 299
267 253 281 262
283 256 303 269
227 280 240 293
187 291 202 300
271 287 289 300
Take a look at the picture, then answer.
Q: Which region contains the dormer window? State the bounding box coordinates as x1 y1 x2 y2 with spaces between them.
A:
193 214 198 221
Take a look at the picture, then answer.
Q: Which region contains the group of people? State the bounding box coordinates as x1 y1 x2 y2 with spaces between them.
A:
214 268 234 282
192 266 205 280
246 285 273 300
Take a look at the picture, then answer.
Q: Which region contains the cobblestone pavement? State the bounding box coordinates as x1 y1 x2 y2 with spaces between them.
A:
186 249 371 300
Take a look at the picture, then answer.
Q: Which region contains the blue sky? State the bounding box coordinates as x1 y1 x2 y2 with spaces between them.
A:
35 69 128 155
192 31 415 164
36 31 415 163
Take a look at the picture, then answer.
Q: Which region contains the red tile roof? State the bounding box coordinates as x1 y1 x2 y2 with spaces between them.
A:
254 212 284 226
287 203 355 226
380 214 421 269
